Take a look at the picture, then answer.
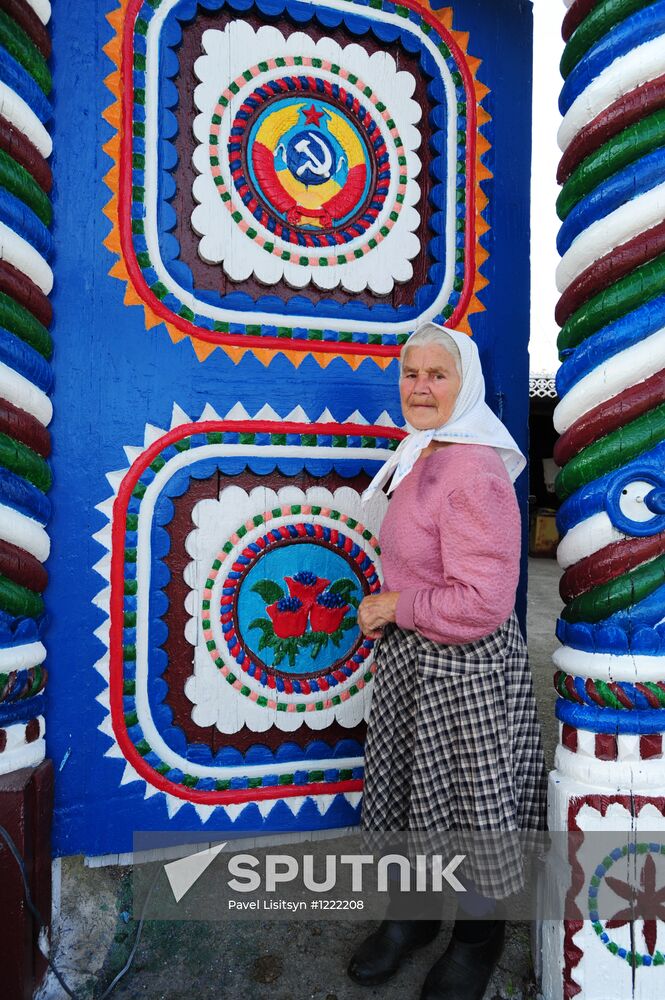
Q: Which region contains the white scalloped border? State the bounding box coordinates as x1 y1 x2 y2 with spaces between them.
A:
184 485 387 732
139 0 462 334
191 23 422 293
92 401 398 822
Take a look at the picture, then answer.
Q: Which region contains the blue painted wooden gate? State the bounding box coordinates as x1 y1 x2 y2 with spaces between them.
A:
45 0 532 855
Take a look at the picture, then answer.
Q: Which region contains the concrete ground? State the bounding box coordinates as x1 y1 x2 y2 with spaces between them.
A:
38 558 562 1000
526 556 562 774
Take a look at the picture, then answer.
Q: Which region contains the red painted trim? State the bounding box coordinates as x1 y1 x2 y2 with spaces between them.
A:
0 0 51 59
563 674 584 704
562 0 602 44
559 531 665 603
0 395 51 458
640 733 663 759
557 74 665 184
585 678 605 709
109 419 403 805
562 723 578 752
414 0 480 331
635 681 662 709
609 682 634 710
555 222 665 328
593 732 617 761
0 537 48 592
118 0 480 355
0 258 52 327
554 368 665 466
0 114 52 194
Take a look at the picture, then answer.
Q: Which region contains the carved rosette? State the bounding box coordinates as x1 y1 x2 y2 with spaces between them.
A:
102 0 491 367
191 23 423 295
93 400 403 825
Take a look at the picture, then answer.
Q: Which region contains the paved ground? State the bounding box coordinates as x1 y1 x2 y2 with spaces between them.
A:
38 558 562 1000
526 556 563 774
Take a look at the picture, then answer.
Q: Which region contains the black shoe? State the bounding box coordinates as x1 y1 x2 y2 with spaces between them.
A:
347 919 442 987
420 921 505 1000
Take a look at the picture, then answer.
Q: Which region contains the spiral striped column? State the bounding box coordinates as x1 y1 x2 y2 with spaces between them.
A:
0 0 52 777
544 2 665 997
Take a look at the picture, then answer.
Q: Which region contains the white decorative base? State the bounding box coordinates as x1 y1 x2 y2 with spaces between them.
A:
544 768 665 999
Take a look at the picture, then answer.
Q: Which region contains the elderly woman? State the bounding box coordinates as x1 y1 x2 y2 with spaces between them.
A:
348 324 546 1000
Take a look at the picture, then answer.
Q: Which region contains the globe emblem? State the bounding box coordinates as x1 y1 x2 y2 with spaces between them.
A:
285 128 337 186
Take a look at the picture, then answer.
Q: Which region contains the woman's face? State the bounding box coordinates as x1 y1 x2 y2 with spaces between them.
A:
399 344 462 430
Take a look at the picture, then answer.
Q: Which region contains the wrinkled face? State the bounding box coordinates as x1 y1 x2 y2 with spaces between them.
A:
399 344 462 430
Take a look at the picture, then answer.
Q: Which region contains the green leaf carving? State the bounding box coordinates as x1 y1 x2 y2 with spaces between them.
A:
249 618 272 632
273 646 286 666
330 578 356 596
250 579 284 603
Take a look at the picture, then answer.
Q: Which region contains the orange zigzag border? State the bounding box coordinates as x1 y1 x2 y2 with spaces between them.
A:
101 1 492 369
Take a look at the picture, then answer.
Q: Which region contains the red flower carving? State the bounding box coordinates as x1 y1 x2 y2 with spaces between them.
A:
310 593 350 634
285 573 329 609
266 597 309 638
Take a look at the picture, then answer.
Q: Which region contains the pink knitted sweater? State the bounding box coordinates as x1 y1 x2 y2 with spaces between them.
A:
380 443 521 644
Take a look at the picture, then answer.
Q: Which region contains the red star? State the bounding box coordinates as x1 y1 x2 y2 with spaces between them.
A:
302 104 324 127
605 854 665 957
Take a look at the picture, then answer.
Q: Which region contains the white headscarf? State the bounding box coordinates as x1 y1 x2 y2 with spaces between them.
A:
362 324 526 501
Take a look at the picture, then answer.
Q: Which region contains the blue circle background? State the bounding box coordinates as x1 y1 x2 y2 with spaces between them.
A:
285 127 338 186
235 542 364 675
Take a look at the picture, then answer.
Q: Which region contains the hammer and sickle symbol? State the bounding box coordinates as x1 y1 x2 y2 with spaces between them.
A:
293 133 333 179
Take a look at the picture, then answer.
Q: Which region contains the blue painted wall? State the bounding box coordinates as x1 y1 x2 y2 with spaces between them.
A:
47 0 533 856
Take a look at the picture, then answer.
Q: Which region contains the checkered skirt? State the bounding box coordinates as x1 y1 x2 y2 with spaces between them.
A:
360 613 547 895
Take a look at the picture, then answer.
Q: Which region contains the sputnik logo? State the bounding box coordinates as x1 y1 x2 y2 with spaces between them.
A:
164 842 227 902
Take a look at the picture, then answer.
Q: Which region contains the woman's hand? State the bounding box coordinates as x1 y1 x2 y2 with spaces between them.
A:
358 591 399 640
